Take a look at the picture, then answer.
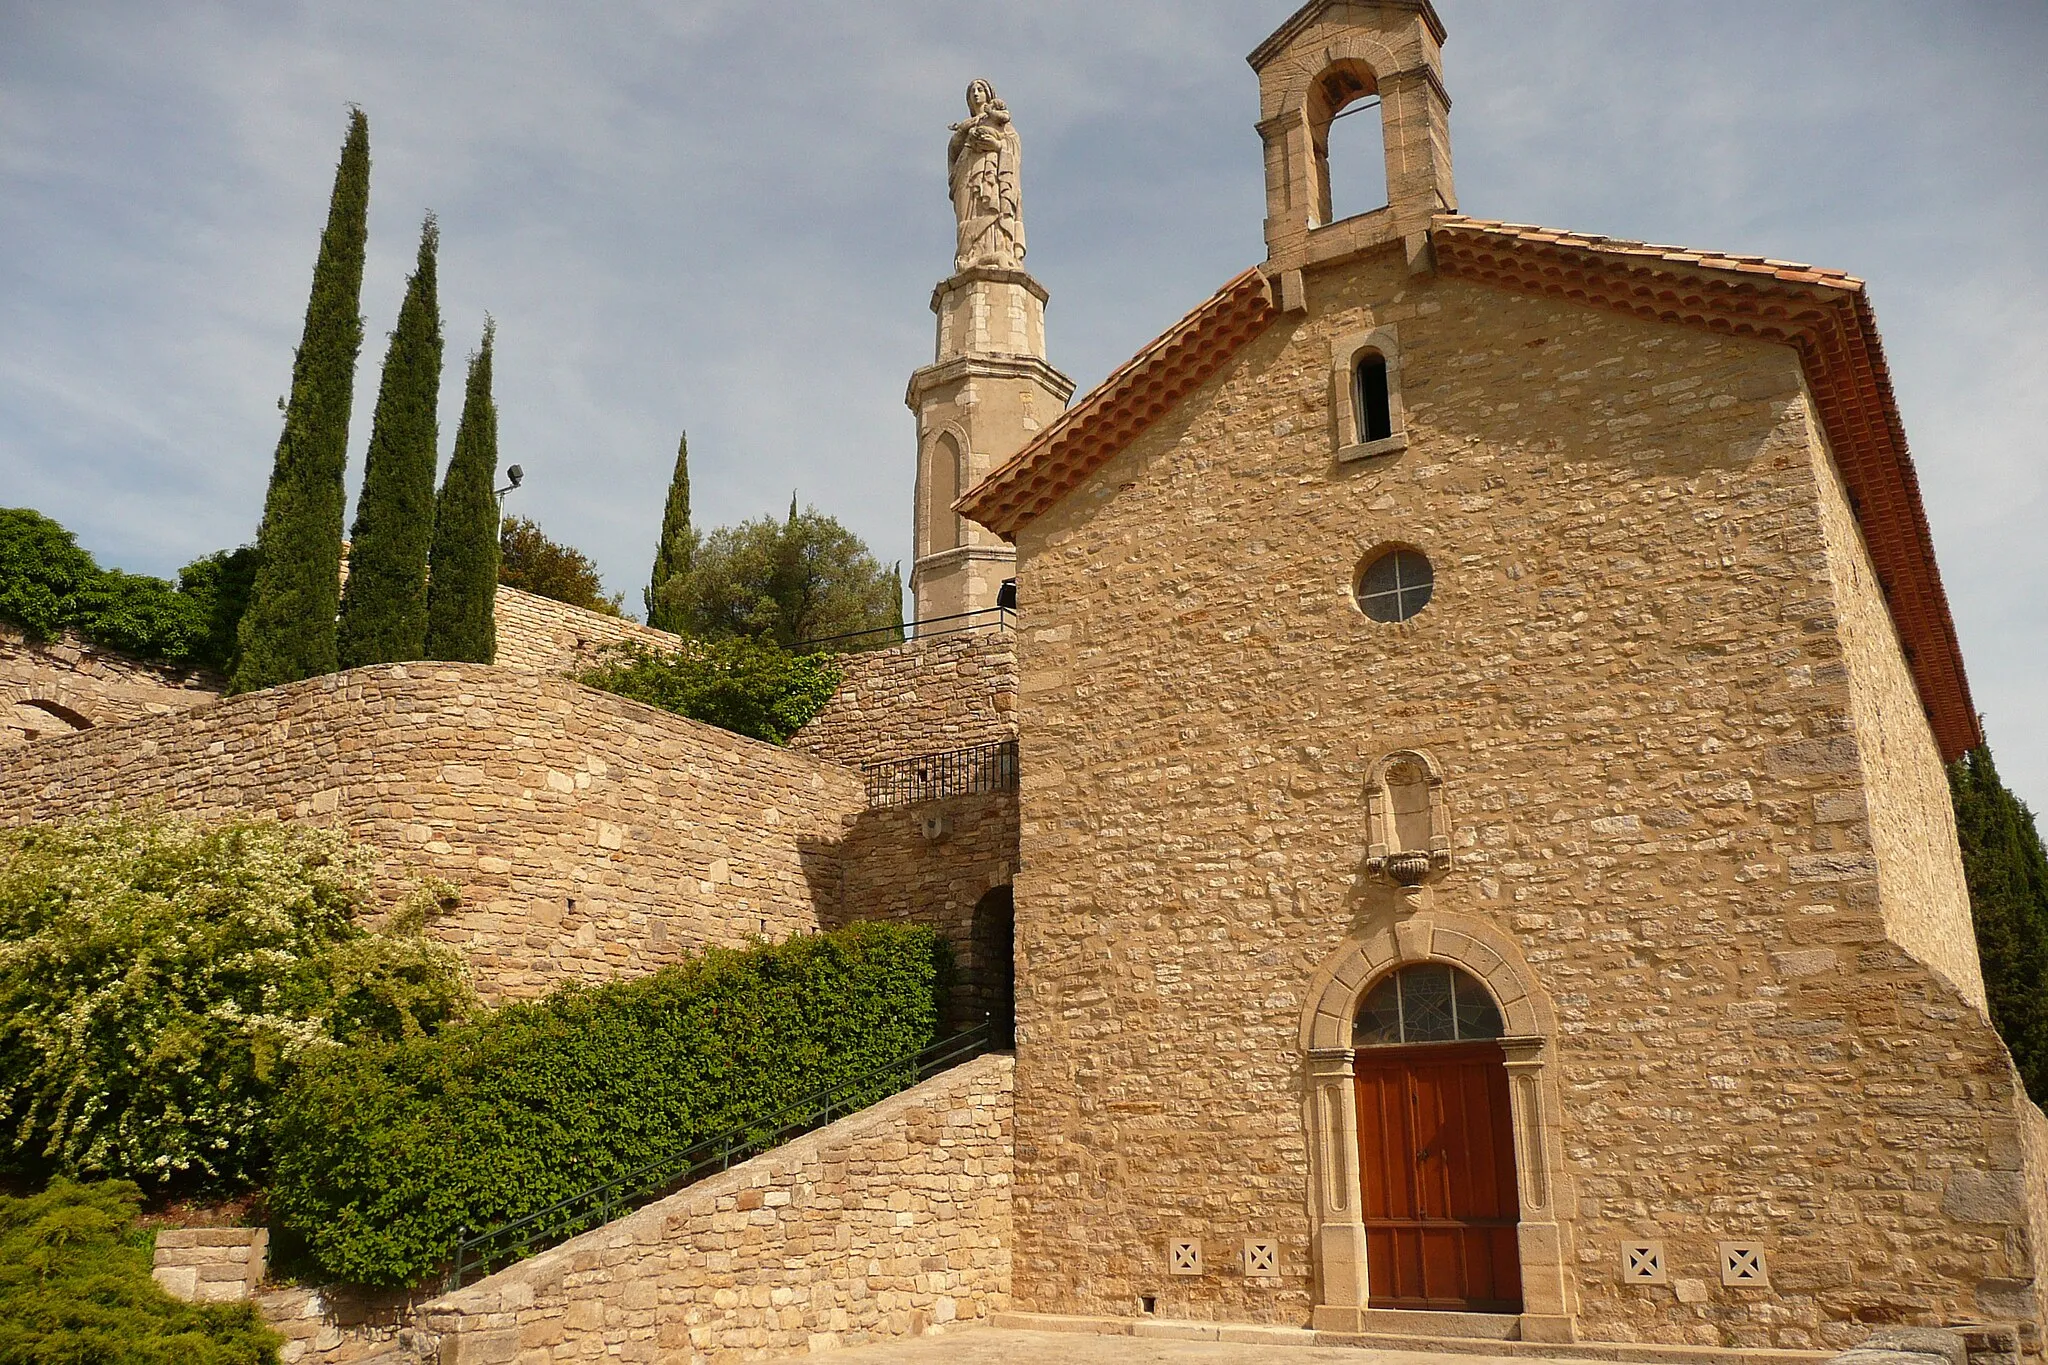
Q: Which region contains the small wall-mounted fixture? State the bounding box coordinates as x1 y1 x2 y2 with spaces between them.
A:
1168 1239 1202 1276
1622 1242 1667 1285
919 812 953 843
1719 1243 1768 1288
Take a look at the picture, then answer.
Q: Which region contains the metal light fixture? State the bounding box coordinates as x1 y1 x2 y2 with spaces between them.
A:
495 465 524 499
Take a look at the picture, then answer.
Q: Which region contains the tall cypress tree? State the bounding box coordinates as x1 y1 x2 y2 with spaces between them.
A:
423 321 500 663
231 108 370 694
1951 744 2048 1104
644 432 694 631
337 215 443 668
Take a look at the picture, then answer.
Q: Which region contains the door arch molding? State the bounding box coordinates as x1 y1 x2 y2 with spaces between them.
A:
1298 914 1576 1337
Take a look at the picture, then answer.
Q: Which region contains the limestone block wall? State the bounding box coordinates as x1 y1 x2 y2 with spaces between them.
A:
792 629 1017 768
1002 246 2037 1349
0 663 866 1001
0 623 220 745
414 1052 1014 1364
152 1227 268 1303
491 584 680 674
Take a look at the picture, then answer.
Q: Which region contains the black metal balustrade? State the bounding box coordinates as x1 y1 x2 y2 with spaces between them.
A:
862 739 1018 808
443 1021 999 1291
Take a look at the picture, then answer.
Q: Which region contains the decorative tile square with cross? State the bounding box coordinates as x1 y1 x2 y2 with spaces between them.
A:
1718 1242 1768 1288
1622 1242 1666 1285
1169 1239 1203 1276
1244 1239 1279 1277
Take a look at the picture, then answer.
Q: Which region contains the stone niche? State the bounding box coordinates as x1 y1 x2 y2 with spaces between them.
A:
1363 749 1451 894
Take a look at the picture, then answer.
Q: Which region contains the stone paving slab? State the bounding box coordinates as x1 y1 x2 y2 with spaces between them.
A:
792 1327 1617 1365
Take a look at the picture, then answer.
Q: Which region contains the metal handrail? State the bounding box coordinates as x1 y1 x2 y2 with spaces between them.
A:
861 739 1019 808
442 1021 999 1290
793 606 1012 653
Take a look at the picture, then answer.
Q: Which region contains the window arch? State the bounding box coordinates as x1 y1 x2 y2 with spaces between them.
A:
1353 963 1504 1046
924 431 963 551
1354 350 1392 443
1329 326 1406 460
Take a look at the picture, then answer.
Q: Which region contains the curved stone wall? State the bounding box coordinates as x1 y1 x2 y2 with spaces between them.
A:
0 663 866 1000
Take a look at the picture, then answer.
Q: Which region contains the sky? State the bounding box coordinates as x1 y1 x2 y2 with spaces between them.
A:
2 1 2044 811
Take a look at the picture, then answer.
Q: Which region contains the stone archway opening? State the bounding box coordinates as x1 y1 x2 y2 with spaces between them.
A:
970 885 1015 1047
5 697 93 746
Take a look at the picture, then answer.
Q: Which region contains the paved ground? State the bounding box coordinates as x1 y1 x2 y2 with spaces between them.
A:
794 1327 1591 1365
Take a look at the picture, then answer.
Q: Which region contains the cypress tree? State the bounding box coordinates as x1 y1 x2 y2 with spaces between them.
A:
1950 744 2048 1104
423 321 500 663
644 432 694 631
337 215 443 668
231 108 370 694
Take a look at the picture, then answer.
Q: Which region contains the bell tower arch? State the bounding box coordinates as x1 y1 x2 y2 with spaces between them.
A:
908 81 1074 625
1250 1 1456 282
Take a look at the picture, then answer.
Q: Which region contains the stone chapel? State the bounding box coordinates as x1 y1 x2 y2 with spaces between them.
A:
953 0 2048 1350
5 2 2045 1359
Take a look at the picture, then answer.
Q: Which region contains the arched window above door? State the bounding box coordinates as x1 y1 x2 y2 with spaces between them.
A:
1354 963 1504 1046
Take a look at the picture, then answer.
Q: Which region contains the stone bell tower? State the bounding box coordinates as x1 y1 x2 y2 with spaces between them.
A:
907 80 1073 625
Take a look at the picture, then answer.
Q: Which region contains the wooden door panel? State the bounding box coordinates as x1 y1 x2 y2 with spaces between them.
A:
1355 1042 1522 1312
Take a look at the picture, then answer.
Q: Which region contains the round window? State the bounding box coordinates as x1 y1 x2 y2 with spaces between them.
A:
1353 964 1504 1046
1354 547 1433 622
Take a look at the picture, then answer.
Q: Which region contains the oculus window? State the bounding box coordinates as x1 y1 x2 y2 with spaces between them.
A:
1354 547 1433 622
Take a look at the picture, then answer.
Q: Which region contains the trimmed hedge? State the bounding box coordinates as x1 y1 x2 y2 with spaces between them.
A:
577 636 840 745
267 921 951 1287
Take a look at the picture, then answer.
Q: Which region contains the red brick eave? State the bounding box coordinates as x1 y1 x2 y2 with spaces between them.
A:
1432 218 1982 761
955 269 1279 541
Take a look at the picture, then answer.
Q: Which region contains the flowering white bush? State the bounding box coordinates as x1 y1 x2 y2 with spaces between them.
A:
0 812 473 1188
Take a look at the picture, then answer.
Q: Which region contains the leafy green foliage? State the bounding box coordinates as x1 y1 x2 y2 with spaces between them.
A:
577 637 840 745
0 508 98 640
0 509 249 672
647 499 901 650
644 433 693 632
0 813 474 1189
0 1177 280 1364
498 516 622 616
423 323 499 663
268 922 950 1287
175 547 259 675
233 109 370 694
338 216 444 669
1952 744 2048 1104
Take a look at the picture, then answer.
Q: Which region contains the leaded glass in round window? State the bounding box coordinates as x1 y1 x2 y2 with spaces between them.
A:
1353 964 1505 1046
1354 547 1433 623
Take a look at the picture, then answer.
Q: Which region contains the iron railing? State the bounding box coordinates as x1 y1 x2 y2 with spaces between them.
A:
793 606 1012 655
442 1021 999 1291
862 739 1018 808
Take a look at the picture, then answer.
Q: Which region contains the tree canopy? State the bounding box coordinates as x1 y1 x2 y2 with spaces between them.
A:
1952 744 2048 1106
423 323 500 663
644 433 694 632
647 499 900 650
499 516 622 616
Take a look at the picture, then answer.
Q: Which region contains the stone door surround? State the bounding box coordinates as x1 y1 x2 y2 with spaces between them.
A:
1299 912 1575 1340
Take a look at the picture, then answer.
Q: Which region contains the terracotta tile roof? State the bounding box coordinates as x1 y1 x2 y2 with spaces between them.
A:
1432 216 1979 760
954 268 1279 540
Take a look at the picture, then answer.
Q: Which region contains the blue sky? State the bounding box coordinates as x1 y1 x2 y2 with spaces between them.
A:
3 1 2045 811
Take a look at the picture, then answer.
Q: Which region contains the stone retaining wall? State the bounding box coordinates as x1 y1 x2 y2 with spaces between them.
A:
792 629 1017 768
1 623 220 746
414 1052 1014 1363
0 663 866 1001
152 1226 268 1303
491 585 680 675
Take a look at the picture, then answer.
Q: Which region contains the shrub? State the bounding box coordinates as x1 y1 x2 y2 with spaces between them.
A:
0 1176 280 1364
268 921 950 1286
0 509 99 640
176 547 260 675
0 813 474 1189
64 570 211 662
578 637 840 745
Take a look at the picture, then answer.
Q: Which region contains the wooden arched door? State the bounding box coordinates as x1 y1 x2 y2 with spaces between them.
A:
1353 964 1522 1312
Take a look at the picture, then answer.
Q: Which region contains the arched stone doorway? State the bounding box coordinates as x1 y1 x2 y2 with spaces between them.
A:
4 696 93 747
970 885 1015 1046
1352 963 1520 1312
1299 915 1575 1339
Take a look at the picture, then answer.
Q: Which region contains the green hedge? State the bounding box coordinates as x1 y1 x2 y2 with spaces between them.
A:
0 1177 280 1364
267 921 951 1287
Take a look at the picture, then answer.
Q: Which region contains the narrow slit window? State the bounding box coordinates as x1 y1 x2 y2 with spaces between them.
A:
1354 352 1392 443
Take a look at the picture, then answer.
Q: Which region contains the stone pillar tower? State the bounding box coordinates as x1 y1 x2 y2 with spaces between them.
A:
907 80 1073 626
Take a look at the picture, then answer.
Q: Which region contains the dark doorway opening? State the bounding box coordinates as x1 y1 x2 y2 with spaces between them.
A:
970 885 1015 1047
